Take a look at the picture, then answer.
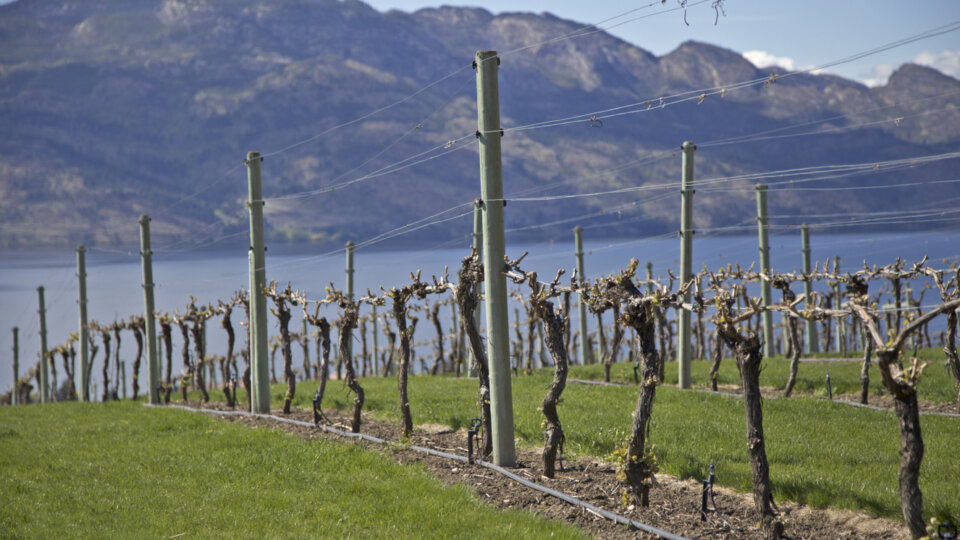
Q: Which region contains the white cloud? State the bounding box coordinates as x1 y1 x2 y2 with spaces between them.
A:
743 50 798 72
859 64 894 88
913 50 960 79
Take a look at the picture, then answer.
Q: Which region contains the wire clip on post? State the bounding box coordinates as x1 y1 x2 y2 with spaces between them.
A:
467 417 481 464
700 462 717 521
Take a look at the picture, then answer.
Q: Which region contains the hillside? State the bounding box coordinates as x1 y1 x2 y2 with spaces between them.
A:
1 0 959 249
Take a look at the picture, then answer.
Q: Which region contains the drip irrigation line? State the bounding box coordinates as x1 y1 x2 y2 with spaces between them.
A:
147 403 689 540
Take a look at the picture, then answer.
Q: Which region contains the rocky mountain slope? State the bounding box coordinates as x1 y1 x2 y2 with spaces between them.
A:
1 0 958 249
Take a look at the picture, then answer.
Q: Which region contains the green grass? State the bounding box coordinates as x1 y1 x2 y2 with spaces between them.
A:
0 402 585 539
569 347 960 405
266 365 960 524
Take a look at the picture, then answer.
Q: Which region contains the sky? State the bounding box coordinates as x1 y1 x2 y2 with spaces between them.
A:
362 0 960 86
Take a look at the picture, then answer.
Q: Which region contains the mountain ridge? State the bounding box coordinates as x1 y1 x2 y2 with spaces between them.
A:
1 0 959 250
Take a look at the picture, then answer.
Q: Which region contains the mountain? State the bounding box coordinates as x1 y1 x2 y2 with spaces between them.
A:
1 0 959 250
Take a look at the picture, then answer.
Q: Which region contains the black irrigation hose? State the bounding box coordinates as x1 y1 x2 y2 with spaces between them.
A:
567 379 960 418
146 403 689 540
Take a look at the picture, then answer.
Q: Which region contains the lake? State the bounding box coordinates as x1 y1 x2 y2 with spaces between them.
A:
2 230 958 397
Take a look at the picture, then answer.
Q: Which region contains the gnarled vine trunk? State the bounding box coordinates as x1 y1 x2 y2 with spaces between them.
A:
338 304 363 433
177 322 190 403
720 329 783 539
394 300 415 437
100 330 111 402
456 256 492 458
131 322 143 401
859 320 874 405
602 304 623 383
221 307 236 408
160 321 173 404
189 320 210 403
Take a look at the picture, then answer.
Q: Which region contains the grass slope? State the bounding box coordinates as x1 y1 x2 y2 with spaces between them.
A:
0 402 584 539
270 357 960 523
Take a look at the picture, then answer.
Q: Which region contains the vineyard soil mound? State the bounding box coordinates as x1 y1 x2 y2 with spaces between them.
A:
199 404 909 539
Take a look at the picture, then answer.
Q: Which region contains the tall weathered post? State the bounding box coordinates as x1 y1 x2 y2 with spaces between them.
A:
574 226 588 366
139 216 161 404
800 224 818 353
476 50 515 467
11 327 18 406
77 245 90 401
677 141 695 389
755 184 774 358
345 240 355 365
37 286 49 403
246 151 270 413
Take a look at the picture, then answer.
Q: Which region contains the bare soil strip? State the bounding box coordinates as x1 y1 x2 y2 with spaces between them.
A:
190 403 909 539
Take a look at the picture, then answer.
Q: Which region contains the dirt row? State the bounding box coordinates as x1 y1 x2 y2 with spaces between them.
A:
200 404 909 539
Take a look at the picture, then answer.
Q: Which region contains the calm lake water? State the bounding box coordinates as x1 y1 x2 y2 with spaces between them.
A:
2 230 957 397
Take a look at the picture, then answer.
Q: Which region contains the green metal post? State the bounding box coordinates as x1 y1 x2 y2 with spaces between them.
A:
371 306 379 377
12 327 18 406
476 49 515 467
246 151 270 413
138 216 161 404
800 224 818 354
574 225 588 366
833 256 844 355
677 141 695 389
37 286 49 403
755 184 774 358
645 262 654 295
469 201 482 377
345 240 354 365
77 245 89 402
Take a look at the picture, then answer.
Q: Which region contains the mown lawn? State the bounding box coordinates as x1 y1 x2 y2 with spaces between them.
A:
0 402 585 539
261 357 960 524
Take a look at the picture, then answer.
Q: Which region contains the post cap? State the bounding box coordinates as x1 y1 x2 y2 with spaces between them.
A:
573 225 582 233
345 240 354 248
755 183 767 190
139 214 151 224
681 141 696 150
76 244 85 252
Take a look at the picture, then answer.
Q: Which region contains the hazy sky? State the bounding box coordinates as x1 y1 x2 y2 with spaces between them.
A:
363 0 960 86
